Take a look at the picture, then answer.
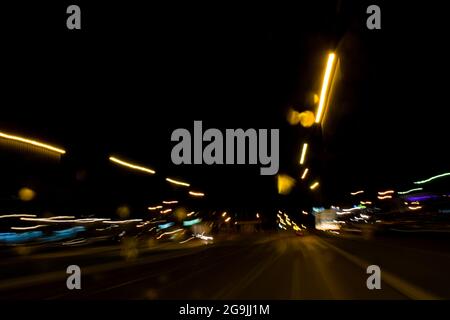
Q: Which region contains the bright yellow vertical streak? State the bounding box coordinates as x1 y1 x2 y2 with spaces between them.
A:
299 143 308 165
315 53 336 124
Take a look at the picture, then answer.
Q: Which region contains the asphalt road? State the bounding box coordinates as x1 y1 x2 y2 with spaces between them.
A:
1 232 449 299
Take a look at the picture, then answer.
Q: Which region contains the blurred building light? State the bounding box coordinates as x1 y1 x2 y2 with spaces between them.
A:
310 181 319 190
378 190 395 196
102 219 142 224
189 191 205 197
160 208 172 214
157 222 175 230
360 201 372 205
299 111 316 127
299 143 308 165
302 210 308 215
301 168 309 180
315 53 336 124
11 225 46 230
225 217 231 222
350 190 364 196
166 177 190 187
21 217 110 223
18 187 36 202
277 174 296 195
398 187 423 195
156 228 183 239
256 213 260 219
183 218 202 226
0 214 36 219
109 156 156 174
195 232 213 241
162 200 178 204
0 130 66 154
408 206 422 210
414 172 450 185
179 236 196 244
406 194 438 202
148 205 163 211
222 212 227 217
187 211 195 217
377 195 392 200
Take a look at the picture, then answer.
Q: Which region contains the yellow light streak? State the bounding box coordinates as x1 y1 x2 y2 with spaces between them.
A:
299 143 308 165
222 212 227 217
225 217 231 222
315 53 336 123
161 208 173 214
0 130 66 154
166 177 190 187
301 168 309 180
148 206 163 211
350 190 364 196
189 191 205 197
109 156 155 174
377 195 392 200
310 181 319 190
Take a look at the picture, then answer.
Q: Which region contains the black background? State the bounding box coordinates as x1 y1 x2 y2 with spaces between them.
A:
1 1 449 221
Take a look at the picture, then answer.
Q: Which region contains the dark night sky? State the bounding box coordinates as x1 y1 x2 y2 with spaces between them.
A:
0 1 449 217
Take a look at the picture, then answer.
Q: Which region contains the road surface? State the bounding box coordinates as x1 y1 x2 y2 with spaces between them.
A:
1 232 449 299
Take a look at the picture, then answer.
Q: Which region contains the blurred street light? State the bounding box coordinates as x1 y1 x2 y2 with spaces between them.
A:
0 130 66 154
299 143 308 165
166 177 190 187
301 168 309 180
310 181 320 190
315 52 336 124
109 156 156 174
189 191 205 197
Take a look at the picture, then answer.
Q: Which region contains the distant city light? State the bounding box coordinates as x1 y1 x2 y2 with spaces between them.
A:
414 172 450 185
310 181 319 190
398 187 423 195
148 205 163 211
0 130 66 154
189 191 205 197
350 190 364 196
378 190 395 196
162 200 178 204
166 177 190 187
